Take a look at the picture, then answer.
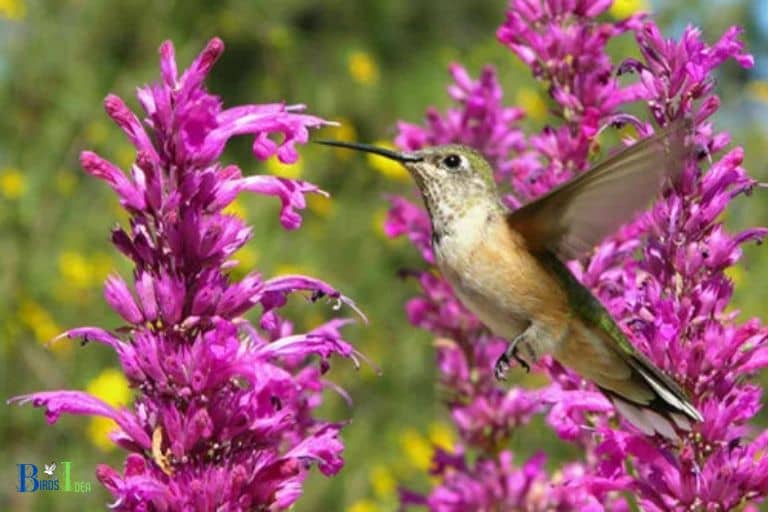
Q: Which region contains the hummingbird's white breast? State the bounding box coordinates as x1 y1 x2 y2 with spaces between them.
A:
432 204 569 356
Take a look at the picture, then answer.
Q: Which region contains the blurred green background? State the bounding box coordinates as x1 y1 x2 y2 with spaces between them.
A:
1 0 768 510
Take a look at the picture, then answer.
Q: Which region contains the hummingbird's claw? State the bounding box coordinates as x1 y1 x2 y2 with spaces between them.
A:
494 355 510 381
512 344 531 373
513 349 531 373
494 343 530 380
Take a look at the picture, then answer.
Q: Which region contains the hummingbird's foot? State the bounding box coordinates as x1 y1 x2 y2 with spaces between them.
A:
494 354 510 380
511 347 531 373
494 343 530 380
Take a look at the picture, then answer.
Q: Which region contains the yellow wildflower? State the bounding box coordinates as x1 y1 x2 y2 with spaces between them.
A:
85 368 131 451
370 464 396 499
399 428 433 471
86 368 131 410
348 50 379 86
347 499 381 512
307 193 334 218
58 251 95 289
266 155 303 179
725 265 744 287
371 208 388 240
609 0 649 18
321 119 358 160
515 88 548 122
223 198 248 219
0 167 25 199
87 418 119 452
428 421 455 451
0 0 25 20
367 140 410 182
324 119 357 142
232 246 259 270
18 299 62 345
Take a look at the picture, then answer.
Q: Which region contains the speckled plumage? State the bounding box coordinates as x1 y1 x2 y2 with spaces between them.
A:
411 145 496 243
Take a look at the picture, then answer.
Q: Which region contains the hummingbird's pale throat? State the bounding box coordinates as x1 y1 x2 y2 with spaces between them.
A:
316 140 502 242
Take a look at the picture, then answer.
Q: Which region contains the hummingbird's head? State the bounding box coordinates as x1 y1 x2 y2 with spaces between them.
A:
316 140 500 227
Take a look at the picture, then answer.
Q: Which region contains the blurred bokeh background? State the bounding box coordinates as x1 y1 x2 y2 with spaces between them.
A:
1 0 767 510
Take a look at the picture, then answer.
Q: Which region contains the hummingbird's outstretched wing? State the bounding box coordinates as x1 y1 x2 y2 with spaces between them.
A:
506 117 701 437
507 118 691 260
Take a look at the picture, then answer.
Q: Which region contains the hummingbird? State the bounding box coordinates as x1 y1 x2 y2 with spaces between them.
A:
317 117 703 439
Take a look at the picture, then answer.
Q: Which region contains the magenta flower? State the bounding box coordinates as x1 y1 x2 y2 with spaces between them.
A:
400 449 631 512
583 21 768 511
8 38 363 510
391 1 768 509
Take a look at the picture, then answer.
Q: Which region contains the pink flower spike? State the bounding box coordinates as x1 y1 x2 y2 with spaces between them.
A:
11 38 363 511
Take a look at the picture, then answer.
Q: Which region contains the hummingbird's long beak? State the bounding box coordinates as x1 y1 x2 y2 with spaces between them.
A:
314 140 423 163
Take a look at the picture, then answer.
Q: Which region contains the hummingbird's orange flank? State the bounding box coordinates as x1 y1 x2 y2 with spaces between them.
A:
317 118 702 439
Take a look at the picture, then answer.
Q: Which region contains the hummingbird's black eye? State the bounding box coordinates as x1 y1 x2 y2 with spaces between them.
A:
443 154 461 169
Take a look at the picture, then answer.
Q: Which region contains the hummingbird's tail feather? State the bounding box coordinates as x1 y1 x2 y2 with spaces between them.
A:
609 393 680 440
626 353 703 423
558 323 702 439
600 349 702 440
595 372 703 440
